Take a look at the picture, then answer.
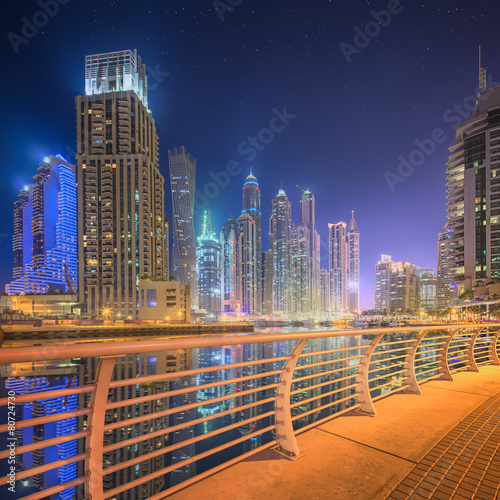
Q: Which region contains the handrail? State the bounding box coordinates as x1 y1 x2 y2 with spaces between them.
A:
1 323 498 500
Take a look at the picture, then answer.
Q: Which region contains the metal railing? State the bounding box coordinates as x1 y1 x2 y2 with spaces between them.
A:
0 324 499 499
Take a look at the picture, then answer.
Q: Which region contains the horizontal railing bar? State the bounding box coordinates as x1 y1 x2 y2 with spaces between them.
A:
296 354 363 371
19 476 88 500
0 384 95 407
0 452 88 485
415 353 443 363
418 372 443 382
372 384 409 401
0 325 477 364
103 410 278 475
379 353 411 363
103 395 279 453
108 355 292 388
290 383 358 409
372 346 412 356
299 345 368 358
369 369 406 383
0 408 91 433
103 423 282 498
448 360 466 367
369 362 407 374
148 439 282 500
0 430 89 459
416 367 441 376
104 381 283 431
418 341 447 348
370 379 404 392
377 338 419 346
291 394 357 421
106 369 285 410
290 374 356 395
292 364 357 384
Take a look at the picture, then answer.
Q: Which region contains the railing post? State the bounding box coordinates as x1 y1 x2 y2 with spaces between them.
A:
438 329 458 381
274 339 308 460
85 356 118 500
403 331 427 395
355 333 385 416
489 331 500 365
465 330 480 372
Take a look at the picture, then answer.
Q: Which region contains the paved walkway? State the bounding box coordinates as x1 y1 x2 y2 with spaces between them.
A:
168 366 500 500
387 389 500 500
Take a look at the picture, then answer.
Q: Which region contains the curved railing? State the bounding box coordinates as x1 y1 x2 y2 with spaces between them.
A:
0 324 499 499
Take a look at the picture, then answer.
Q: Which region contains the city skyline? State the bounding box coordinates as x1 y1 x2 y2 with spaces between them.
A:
3 2 500 309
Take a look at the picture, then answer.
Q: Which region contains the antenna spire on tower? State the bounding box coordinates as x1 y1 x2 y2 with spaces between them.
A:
479 45 487 93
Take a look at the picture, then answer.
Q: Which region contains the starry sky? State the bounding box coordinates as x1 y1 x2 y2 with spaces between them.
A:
2 0 500 308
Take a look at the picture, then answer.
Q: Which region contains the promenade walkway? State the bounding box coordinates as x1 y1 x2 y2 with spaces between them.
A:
169 365 500 500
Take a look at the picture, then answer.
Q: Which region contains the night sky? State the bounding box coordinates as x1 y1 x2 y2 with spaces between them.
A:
3 0 500 308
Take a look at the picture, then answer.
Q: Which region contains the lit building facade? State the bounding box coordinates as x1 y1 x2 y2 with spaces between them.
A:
169 146 198 309
298 189 320 314
347 212 360 313
220 216 240 312
262 250 273 315
237 171 262 314
374 254 394 312
437 222 451 308
319 268 331 314
420 269 437 310
270 189 292 314
138 280 191 322
329 222 348 312
196 210 221 314
7 155 77 296
77 50 168 318
291 224 311 314
446 80 500 296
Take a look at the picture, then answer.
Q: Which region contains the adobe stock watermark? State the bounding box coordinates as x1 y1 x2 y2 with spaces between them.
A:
339 0 404 63
385 74 500 192
193 106 297 216
7 0 71 55
213 0 243 22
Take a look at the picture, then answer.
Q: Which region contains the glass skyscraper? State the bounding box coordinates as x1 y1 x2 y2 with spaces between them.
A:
169 146 198 309
196 210 221 314
6 154 77 296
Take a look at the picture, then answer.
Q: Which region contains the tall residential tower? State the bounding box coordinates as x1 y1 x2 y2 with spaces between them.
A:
77 50 168 318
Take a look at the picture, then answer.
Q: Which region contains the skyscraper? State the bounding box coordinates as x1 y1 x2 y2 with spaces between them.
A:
169 146 198 309
319 268 331 314
220 216 240 312
270 188 292 313
374 254 393 312
196 210 221 314
437 222 451 308
262 250 273 315
298 188 320 314
347 211 360 313
77 50 168 318
420 269 437 310
329 222 348 312
291 224 311 315
237 170 262 314
7 155 77 296
446 73 500 296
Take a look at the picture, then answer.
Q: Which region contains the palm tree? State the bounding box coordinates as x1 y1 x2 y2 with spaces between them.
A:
470 305 482 321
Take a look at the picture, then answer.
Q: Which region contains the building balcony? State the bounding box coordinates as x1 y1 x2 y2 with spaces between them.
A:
0 324 498 500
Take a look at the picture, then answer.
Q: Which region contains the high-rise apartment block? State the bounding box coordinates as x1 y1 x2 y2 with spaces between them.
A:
347 212 360 313
437 222 451 308
329 222 348 312
169 146 198 309
220 216 240 312
270 189 292 313
374 254 421 313
420 269 437 310
7 155 77 296
77 50 168 318
196 210 221 314
446 78 500 295
237 171 262 314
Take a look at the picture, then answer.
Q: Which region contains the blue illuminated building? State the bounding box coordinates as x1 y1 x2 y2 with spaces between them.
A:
6 154 77 295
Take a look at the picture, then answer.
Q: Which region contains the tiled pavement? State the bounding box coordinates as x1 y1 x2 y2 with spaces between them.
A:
387 390 500 500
